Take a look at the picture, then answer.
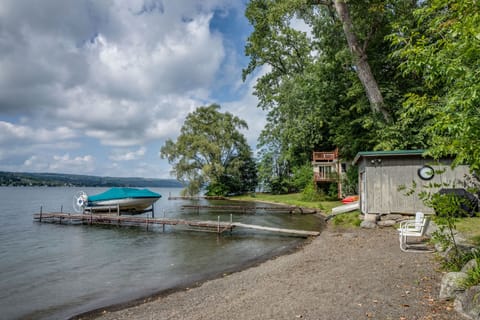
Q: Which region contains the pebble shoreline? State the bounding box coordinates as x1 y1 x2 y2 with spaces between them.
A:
77 226 461 320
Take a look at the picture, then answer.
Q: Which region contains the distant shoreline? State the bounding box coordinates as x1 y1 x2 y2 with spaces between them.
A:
0 171 182 188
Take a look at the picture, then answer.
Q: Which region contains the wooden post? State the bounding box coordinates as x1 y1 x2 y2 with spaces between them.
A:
217 216 220 233
146 216 149 231
61 205 63 213
163 209 166 232
39 206 43 222
117 204 120 216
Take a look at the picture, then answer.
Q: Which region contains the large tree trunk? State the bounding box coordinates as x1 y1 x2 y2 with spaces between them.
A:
333 0 391 122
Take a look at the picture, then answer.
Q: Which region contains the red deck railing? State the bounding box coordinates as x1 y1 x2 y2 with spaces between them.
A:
312 149 338 162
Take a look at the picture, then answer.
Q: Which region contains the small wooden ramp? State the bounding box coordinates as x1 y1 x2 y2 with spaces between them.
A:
232 222 320 237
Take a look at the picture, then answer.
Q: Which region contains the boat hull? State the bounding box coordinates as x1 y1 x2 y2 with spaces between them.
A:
85 188 161 213
89 197 160 212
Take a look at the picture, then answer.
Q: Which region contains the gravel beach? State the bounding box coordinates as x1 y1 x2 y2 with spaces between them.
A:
80 226 461 320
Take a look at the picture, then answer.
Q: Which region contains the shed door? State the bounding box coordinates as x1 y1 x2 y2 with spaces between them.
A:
360 171 366 214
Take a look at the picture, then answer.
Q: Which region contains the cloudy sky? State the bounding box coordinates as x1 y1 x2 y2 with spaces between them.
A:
0 0 268 179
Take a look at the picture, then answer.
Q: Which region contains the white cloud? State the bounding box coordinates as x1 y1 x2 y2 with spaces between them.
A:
23 154 95 174
0 121 76 144
109 147 147 161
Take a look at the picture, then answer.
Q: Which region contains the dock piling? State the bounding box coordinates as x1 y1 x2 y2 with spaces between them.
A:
162 209 166 232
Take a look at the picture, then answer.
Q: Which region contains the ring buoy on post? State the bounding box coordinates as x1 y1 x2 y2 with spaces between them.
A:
73 191 88 213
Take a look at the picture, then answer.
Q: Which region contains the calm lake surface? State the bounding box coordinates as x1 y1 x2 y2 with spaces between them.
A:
0 187 323 319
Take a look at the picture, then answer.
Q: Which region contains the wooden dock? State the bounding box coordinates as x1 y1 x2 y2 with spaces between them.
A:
181 205 316 214
167 195 227 200
33 212 320 237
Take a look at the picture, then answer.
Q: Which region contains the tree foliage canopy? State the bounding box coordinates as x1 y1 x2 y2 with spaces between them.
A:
160 104 257 196
388 0 480 170
244 0 421 192
244 0 480 192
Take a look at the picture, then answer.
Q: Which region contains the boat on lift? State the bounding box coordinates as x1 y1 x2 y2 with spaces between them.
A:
73 187 161 213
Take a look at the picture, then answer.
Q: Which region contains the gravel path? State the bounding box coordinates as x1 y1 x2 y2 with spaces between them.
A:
80 226 461 320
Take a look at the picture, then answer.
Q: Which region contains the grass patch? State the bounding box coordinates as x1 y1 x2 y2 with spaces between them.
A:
230 192 342 213
456 217 480 246
330 211 362 229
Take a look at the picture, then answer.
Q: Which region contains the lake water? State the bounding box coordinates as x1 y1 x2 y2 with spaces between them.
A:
0 187 323 319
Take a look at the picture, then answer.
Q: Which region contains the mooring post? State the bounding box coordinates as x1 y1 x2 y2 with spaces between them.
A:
39 206 43 222
117 204 120 216
217 216 220 233
230 213 233 224
61 205 63 213
163 209 166 232
152 204 155 218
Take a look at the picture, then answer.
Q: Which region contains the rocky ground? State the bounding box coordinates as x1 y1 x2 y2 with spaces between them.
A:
80 226 463 320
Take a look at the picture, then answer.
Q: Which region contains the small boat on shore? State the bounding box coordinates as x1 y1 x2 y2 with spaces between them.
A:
341 195 359 204
73 187 161 213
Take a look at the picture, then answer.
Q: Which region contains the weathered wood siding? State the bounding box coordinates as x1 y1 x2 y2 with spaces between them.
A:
358 156 470 215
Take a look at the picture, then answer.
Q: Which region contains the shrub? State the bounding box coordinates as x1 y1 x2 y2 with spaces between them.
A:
300 183 324 202
461 250 480 288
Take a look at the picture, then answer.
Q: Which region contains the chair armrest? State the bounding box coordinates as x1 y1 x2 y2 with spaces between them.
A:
399 219 425 231
398 219 428 236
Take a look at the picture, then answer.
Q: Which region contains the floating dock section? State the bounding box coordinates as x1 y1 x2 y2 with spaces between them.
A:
33 212 320 237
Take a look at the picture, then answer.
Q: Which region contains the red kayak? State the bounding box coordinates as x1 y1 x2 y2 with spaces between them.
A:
342 195 359 204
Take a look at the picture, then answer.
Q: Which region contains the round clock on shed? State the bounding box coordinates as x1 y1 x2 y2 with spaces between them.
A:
418 165 434 180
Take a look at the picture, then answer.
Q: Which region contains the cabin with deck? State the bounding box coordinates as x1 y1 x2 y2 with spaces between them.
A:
312 148 345 199
352 150 472 215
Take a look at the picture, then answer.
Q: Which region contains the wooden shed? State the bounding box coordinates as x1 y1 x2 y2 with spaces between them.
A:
352 150 471 215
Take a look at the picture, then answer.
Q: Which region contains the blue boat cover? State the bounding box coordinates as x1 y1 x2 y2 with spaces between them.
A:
88 187 161 202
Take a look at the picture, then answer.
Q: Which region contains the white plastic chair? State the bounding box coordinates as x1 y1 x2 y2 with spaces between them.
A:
398 212 434 252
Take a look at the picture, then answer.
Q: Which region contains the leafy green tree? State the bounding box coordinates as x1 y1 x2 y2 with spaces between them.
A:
160 104 257 196
388 0 480 170
244 0 420 189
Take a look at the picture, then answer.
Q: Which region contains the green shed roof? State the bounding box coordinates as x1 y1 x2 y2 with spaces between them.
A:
352 149 426 165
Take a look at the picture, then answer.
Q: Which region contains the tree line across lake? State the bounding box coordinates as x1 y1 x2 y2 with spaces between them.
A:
0 171 182 188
